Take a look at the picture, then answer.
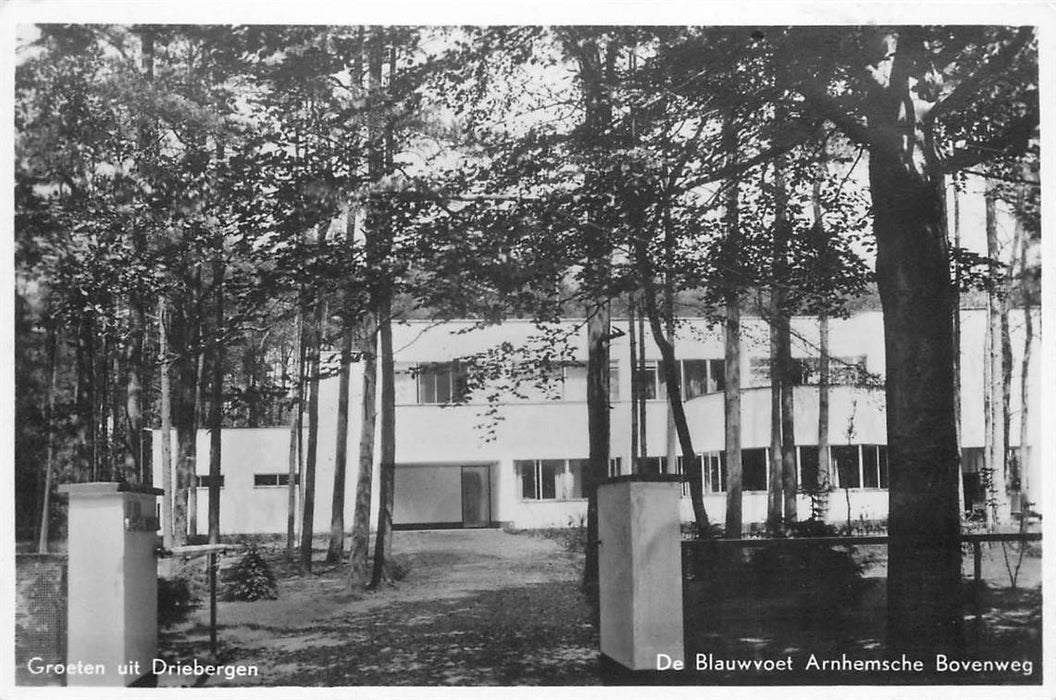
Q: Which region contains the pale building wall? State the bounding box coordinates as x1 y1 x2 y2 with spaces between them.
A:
152 309 1038 533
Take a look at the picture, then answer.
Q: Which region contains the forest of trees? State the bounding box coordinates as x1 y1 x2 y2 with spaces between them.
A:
14 25 1039 656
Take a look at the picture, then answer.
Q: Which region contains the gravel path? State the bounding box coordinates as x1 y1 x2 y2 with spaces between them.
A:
158 530 600 686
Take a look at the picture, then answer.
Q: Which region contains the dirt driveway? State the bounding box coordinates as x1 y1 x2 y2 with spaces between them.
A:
158 530 600 686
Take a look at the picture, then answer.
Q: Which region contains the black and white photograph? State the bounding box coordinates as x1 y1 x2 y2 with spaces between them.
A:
3 2 1052 696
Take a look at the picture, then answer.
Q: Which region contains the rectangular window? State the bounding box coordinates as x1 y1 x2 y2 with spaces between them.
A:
683 360 709 399
676 455 703 497
516 459 585 501
608 361 620 403
833 445 861 488
567 459 587 499
709 359 726 393
878 446 888 489
861 445 889 488
608 457 622 477
743 448 768 491
253 473 298 487
417 362 469 405
799 446 820 491
704 452 726 493
196 475 225 488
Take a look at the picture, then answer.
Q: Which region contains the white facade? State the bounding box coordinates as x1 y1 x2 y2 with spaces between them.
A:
152 309 1040 534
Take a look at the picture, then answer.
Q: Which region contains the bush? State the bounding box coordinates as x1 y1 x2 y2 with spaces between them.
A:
158 577 195 626
222 545 278 601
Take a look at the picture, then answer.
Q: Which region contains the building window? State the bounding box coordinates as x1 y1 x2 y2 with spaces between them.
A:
608 457 622 477
799 446 820 491
417 362 469 404
861 445 888 488
742 448 768 491
195 475 225 488
833 445 861 489
683 359 725 398
516 459 584 501
254 473 299 487
704 451 726 493
676 455 703 497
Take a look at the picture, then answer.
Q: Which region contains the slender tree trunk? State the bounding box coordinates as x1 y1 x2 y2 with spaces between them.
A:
984 187 1009 528
188 350 204 538
636 301 648 471
299 222 328 572
951 183 965 515
37 325 57 553
768 307 783 531
159 303 174 549
641 290 709 529
207 253 224 544
124 26 154 485
327 210 357 565
628 302 639 472
370 296 396 588
287 309 305 561
1017 208 1034 506
722 115 743 539
327 317 353 564
817 314 831 519
868 43 962 652
348 313 377 589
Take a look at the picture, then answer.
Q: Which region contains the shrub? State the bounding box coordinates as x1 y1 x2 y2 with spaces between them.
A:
222 545 278 601
157 577 195 626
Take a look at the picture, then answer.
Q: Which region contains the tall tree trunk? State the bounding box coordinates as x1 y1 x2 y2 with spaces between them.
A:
170 299 199 548
348 313 377 589
327 314 353 564
950 183 965 515
370 296 396 588
628 301 639 471
1017 206 1034 506
869 40 962 653
299 223 328 572
159 303 174 549
188 349 204 538
636 301 648 471
983 187 1009 528
37 325 57 553
287 308 306 561
125 26 155 485
721 116 743 539
327 211 357 565
207 253 224 544
640 289 709 529
576 35 617 596
817 314 831 519
768 305 783 531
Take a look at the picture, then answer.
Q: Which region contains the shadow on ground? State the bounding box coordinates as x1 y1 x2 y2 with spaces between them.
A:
161 580 600 686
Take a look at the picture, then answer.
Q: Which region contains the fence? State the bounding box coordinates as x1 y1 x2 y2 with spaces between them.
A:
15 554 68 687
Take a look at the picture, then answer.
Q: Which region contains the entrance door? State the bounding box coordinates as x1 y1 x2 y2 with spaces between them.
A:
460 466 491 527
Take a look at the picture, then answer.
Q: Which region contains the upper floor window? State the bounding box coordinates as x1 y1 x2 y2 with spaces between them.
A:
634 359 724 401
195 475 225 488
750 355 869 387
417 362 470 404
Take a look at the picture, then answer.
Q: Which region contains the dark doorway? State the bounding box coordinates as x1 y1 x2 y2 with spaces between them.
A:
460 465 491 527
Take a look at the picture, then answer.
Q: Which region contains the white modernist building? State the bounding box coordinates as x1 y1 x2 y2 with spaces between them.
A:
153 308 1040 534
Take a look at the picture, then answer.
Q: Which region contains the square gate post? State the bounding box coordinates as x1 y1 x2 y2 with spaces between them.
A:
58 482 161 686
597 475 684 671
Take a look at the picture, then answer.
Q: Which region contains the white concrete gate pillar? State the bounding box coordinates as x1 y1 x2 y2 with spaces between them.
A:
58 482 161 686
597 475 684 671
